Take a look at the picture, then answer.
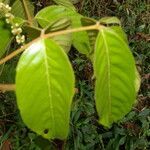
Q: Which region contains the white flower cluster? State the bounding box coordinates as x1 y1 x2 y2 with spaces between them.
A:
0 2 25 44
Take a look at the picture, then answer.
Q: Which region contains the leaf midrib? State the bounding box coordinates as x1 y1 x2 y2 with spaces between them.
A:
43 40 55 135
101 30 111 121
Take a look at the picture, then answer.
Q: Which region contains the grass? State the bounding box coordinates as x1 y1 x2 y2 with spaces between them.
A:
0 0 150 149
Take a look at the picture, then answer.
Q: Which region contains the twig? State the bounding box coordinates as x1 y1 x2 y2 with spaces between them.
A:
0 84 79 93
0 37 41 65
0 84 15 92
0 23 102 65
43 23 101 38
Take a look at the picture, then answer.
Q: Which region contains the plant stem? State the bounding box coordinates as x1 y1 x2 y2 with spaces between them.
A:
0 84 78 93
0 22 102 65
0 23 102 92
0 37 41 65
22 0 33 25
43 23 101 39
0 84 15 92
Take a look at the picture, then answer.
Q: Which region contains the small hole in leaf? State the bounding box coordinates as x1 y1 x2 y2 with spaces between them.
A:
44 129 49 134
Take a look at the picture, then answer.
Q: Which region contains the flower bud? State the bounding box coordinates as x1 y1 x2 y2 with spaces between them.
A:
0 3 4 9
15 23 19 27
6 18 10 24
5 13 11 17
5 4 11 11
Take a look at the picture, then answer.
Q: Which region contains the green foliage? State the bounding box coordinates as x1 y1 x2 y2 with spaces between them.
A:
99 17 121 25
99 17 128 44
35 6 74 53
0 20 12 58
72 14 92 55
80 17 97 55
35 5 92 55
11 0 34 20
16 39 75 140
94 28 136 127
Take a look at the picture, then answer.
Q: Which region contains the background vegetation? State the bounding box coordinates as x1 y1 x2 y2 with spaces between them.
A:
0 0 150 149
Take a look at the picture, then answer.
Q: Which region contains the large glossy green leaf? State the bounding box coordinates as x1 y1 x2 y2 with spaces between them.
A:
35 6 74 28
94 27 136 127
99 17 128 43
99 17 141 91
35 5 91 55
16 39 75 140
108 26 140 93
112 27 140 92
0 20 12 58
111 26 128 44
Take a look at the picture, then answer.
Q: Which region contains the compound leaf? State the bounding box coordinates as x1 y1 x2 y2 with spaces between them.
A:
16 39 75 140
94 27 136 127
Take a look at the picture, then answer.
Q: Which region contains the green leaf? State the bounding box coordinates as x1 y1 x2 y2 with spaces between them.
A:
45 18 72 53
51 33 72 53
111 26 128 44
0 19 12 58
35 6 74 53
80 17 98 55
109 27 141 92
94 27 136 127
16 39 75 140
35 6 75 28
11 0 34 20
81 17 97 26
0 63 16 83
45 18 71 32
24 25 41 40
99 17 128 43
99 17 141 93
35 5 92 55
72 15 92 55
52 0 76 11
99 17 121 25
